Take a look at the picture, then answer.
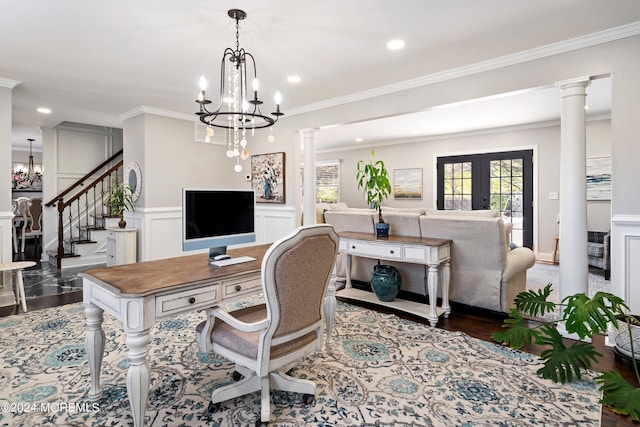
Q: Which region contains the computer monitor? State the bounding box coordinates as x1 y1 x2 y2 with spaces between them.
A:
182 188 256 261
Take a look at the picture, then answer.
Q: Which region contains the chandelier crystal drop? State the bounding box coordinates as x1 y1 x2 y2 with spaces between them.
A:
195 9 284 172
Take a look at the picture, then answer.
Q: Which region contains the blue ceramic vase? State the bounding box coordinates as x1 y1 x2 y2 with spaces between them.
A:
370 264 402 302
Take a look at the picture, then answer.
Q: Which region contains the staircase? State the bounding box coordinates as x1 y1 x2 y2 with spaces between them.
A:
45 150 124 269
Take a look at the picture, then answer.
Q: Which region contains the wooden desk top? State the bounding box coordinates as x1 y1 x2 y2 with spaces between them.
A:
339 231 451 247
81 244 270 297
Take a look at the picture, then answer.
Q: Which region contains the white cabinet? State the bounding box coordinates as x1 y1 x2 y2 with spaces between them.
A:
106 228 137 266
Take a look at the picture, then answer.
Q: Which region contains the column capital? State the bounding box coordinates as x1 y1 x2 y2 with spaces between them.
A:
300 128 320 139
555 76 591 93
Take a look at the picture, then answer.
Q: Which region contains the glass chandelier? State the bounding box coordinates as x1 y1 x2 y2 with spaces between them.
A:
195 9 283 172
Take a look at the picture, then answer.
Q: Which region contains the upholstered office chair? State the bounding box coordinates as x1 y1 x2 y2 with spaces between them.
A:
196 224 339 425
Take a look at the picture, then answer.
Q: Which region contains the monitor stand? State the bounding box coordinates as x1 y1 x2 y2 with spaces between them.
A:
207 246 227 262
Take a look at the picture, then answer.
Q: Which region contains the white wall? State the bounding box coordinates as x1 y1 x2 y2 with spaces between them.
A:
122 109 297 261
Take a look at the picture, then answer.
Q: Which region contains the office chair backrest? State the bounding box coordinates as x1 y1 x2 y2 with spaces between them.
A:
260 224 339 347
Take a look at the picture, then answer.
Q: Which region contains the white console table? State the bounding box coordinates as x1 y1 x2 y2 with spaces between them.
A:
337 232 452 326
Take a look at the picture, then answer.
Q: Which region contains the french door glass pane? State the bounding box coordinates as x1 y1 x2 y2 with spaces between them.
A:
489 159 524 247
443 161 472 211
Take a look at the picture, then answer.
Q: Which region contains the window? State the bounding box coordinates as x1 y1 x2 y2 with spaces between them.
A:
300 160 341 203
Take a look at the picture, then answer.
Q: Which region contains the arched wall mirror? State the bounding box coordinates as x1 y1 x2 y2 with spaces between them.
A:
126 162 142 202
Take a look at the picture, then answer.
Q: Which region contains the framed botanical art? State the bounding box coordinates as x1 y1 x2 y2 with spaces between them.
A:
251 152 286 203
586 156 611 200
393 168 422 199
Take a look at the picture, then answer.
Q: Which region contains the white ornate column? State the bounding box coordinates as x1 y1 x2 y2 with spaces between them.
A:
300 128 319 226
0 79 21 307
556 76 590 301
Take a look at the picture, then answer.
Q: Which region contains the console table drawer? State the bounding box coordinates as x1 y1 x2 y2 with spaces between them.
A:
156 284 219 315
348 240 402 260
223 276 262 298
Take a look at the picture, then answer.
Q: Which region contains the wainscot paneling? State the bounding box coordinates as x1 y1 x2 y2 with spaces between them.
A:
611 215 640 313
133 206 297 262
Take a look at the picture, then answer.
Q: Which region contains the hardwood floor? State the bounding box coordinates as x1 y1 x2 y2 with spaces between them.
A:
2 291 637 426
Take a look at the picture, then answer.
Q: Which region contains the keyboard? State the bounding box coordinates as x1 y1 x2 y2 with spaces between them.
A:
210 256 257 268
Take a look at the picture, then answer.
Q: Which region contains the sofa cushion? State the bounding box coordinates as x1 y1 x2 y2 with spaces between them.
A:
329 202 350 211
381 206 426 215
323 210 375 234
383 212 422 236
425 209 499 218
419 216 507 312
315 203 331 223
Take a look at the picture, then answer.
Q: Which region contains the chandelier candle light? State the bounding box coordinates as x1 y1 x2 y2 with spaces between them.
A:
195 9 283 172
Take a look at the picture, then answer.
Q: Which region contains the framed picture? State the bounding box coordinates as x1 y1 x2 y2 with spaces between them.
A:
393 168 422 199
251 152 286 204
586 156 611 201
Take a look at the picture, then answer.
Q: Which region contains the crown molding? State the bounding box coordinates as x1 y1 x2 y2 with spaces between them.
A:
120 105 195 122
0 78 21 89
316 113 611 155
288 21 640 117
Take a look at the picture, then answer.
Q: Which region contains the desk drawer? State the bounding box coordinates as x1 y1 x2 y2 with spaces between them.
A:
348 241 402 260
156 284 219 316
223 276 262 299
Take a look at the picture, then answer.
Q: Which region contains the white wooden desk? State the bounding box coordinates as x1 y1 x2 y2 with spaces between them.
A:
337 232 452 326
82 245 268 427
82 244 338 427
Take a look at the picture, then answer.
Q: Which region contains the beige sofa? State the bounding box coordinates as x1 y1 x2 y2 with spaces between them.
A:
323 206 535 313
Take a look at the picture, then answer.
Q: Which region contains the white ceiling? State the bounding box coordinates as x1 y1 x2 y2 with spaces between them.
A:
2 1 639 152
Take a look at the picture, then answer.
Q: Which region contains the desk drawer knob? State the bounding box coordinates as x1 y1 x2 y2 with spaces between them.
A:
389 250 394 254
188 297 196 304
352 245 356 249
235 285 242 292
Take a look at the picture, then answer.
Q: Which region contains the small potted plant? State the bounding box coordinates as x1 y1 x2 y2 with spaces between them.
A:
356 149 392 237
491 284 640 421
104 181 136 228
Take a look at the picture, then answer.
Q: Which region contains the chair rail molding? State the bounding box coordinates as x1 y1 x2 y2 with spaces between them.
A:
611 214 640 314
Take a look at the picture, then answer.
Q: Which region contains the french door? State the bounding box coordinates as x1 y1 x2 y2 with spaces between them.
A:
436 150 533 249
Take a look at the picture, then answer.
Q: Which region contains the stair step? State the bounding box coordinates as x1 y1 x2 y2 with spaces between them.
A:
78 225 106 231
69 239 97 244
46 250 79 259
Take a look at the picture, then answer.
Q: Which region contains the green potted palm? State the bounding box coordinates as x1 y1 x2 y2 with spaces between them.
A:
356 149 392 237
492 284 640 421
104 181 136 228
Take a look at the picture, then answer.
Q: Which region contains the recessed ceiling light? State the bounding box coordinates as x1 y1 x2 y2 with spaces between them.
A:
387 39 405 50
37 107 52 114
355 137 363 142
287 75 301 83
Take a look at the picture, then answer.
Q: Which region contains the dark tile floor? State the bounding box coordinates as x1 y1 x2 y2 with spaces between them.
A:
10 241 91 302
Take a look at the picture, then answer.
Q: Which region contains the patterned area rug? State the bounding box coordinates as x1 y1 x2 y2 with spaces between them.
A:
0 301 601 426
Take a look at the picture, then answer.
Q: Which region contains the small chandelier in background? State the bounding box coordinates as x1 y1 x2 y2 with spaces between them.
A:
27 138 35 182
196 9 284 173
